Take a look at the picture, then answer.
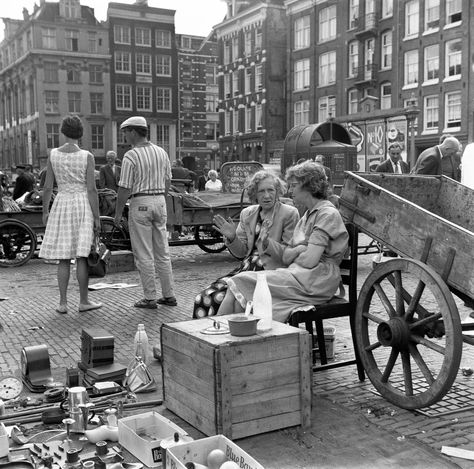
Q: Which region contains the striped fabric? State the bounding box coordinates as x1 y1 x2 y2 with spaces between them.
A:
119 142 171 194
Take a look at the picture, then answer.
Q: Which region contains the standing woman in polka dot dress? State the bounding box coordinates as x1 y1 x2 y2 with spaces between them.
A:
39 115 102 314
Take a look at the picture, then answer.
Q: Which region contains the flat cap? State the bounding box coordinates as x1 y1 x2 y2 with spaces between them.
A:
120 116 148 130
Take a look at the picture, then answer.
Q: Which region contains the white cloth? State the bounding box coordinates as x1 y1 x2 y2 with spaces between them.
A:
461 143 474 189
205 179 223 192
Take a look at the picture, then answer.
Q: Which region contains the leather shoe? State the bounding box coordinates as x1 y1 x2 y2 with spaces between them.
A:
157 297 177 306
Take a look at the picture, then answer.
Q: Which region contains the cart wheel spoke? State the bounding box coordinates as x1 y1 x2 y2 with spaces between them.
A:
0 220 36 267
356 258 462 409
195 225 227 254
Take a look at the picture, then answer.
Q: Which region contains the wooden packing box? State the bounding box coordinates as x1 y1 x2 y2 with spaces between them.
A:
161 318 312 439
107 250 135 273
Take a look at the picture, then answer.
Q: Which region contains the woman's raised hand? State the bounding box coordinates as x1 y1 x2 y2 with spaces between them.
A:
213 214 236 241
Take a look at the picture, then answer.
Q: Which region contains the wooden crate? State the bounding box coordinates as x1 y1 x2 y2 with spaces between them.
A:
161 318 311 439
107 250 135 273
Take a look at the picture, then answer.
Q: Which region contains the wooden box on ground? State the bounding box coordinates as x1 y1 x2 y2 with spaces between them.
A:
107 250 135 273
161 318 311 439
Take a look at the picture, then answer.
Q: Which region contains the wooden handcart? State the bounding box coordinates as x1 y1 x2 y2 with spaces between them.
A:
339 172 474 409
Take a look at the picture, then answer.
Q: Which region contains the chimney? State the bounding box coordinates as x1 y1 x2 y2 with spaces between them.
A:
135 0 148 5
22 8 29 21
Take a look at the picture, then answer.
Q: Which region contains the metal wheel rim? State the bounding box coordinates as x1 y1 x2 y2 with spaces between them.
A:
0 220 37 267
194 225 226 253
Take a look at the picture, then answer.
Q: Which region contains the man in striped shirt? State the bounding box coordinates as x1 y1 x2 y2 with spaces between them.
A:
114 116 177 309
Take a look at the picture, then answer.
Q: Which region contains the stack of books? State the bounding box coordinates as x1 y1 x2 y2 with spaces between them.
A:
79 362 127 387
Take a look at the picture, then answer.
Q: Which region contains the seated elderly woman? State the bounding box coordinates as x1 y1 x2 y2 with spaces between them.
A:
204 169 222 192
193 170 300 318
217 161 349 323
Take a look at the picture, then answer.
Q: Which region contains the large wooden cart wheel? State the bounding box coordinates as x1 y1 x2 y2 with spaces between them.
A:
194 225 227 253
356 258 462 409
0 219 37 267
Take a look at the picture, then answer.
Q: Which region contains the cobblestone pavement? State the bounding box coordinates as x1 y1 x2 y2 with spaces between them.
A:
1 240 474 468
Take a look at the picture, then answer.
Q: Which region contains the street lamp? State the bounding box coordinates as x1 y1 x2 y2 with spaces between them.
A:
404 92 420 169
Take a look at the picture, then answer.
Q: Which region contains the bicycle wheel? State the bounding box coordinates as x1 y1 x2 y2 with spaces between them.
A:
0 220 37 267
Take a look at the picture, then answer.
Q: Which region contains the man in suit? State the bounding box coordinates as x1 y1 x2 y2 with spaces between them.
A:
411 136 460 176
99 151 121 191
375 143 410 174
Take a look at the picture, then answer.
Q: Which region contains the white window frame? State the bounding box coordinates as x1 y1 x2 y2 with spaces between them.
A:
445 39 461 79
136 53 151 75
255 64 263 91
294 100 309 126
349 0 359 29
157 124 170 153
245 107 252 132
424 44 439 83
318 96 336 122
255 104 262 129
42 28 56 48
294 59 310 90
90 92 103 114
380 83 391 109
91 125 104 151
45 91 59 114
404 50 418 86
294 16 310 50
424 95 438 131
156 30 171 48
135 27 151 47
225 111 231 135
156 87 171 112
424 0 440 31
255 30 262 51
224 74 231 98
244 68 251 94
405 0 419 38
244 31 252 56
136 86 152 111
89 64 102 83
233 109 239 134
382 0 393 18
232 36 239 62
156 55 171 76
319 51 336 86
319 5 337 42
65 30 79 52
68 91 81 113
446 0 462 25
224 41 230 64
348 89 358 114
115 52 131 74
445 91 461 129
381 31 392 70
348 41 359 77
232 72 239 96
114 25 130 45
116 84 132 110
88 32 97 53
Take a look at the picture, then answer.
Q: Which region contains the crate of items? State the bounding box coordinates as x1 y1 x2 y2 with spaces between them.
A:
166 434 264 469
161 318 311 439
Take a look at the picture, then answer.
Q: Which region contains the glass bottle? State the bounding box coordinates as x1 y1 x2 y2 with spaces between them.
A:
252 272 272 331
134 324 149 364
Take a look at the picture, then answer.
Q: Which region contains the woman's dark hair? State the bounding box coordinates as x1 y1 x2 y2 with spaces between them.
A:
246 170 286 204
61 115 83 139
285 161 329 199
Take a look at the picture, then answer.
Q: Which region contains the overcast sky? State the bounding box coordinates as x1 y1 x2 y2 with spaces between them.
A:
0 0 228 41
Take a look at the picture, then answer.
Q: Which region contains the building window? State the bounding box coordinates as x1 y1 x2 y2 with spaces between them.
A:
224 74 231 98
381 31 392 69
232 72 239 96
294 15 310 50
136 86 152 111
68 92 81 113
183 91 192 110
156 55 171 76
294 59 310 90
90 93 103 114
89 64 103 83
255 30 262 50
255 104 262 129
156 30 171 48
224 41 230 64
255 64 263 91
232 36 239 61
91 125 104 150
445 91 461 129
225 111 230 135
135 27 151 46
380 83 391 109
115 52 131 73
348 41 359 77
45 91 59 114
114 25 130 44
424 95 438 130
405 1 419 37
136 53 151 75
446 0 462 24
294 100 309 126
244 31 252 56
206 122 219 140
319 51 336 86
46 123 60 148
182 121 192 139
244 68 251 94
206 65 217 85
157 124 170 153
425 0 440 30
319 5 336 42
382 0 393 18
445 39 461 78
349 0 359 28
156 87 171 112
62 0 79 18
206 94 218 112
424 44 439 82
348 89 358 114
88 32 97 53
116 85 132 110
66 63 81 83
245 107 252 131
41 28 56 49
44 62 59 82
404 50 418 85
318 96 336 122
232 109 239 134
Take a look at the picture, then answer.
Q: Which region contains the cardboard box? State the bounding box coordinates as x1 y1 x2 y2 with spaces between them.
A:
118 411 188 467
161 318 311 439
315 326 336 360
166 435 264 469
107 250 135 273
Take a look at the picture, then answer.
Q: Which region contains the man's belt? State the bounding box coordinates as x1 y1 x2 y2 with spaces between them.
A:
131 192 165 198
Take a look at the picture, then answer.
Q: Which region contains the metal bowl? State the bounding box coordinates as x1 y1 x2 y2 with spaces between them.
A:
227 315 260 337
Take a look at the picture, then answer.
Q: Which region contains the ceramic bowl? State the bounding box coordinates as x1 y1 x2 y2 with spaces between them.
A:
227 315 260 337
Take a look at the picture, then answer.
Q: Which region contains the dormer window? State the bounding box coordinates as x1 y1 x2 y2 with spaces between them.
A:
60 0 80 19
